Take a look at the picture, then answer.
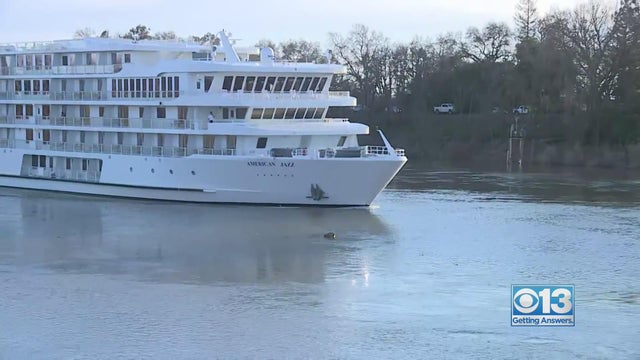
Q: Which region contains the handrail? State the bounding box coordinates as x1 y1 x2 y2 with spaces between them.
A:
0 64 118 75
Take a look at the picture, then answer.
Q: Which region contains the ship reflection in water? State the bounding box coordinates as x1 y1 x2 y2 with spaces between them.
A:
0 188 391 285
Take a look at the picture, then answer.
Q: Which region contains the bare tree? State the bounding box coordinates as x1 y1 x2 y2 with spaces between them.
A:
153 31 178 40
191 32 220 45
74 27 96 39
462 22 512 63
515 0 539 40
122 25 152 40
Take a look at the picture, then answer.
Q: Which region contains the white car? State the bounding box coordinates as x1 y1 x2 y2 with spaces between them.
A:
512 105 529 114
433 103 455 114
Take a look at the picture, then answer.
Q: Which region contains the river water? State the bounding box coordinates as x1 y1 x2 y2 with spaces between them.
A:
0 167 639 359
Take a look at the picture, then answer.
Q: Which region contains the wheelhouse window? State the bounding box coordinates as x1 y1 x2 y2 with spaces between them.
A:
292 77 304 91
283 77 294 92
266 76 276 92
309 77 320 91
313 108 324 119
284 108 296 119
244 76 255 92
204 76 213 92
233 76 244 92
294 108 305 119
301 77 312 92
254 76 266 93
222 76 233 91
236 108 248 119
304 108 315 119
337 136 347 147
274 77 285 92
316 77 328 92
256 137 267 149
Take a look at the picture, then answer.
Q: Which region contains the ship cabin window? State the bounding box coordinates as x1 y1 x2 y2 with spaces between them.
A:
304 108 315 119
31 156 38 168
294 108 305 119
274 77 285 92
236 108 247 119
265 77 276 92
313 108 324 119
337 136 347 147
263 108 275 119
222 108 229 119
204 76 214 92
284 108 296 119
99 106 105 117
222 76 233 91
310 77 320 91
254 76 266 93
40 156 46 167
317 77 328 92
233 76 244 92
251 108 263 119
244 76 255 92
274 108 286 119
62 55 69 66
292 77 304 91
66 158 72 170
124 54 131 63
26 129 33 141
283 77 294 92
256 137 268 149
301 77 312 92
157 108 166 118
82 159 88 171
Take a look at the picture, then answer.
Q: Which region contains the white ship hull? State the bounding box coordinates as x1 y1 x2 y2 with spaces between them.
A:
0 151 406 206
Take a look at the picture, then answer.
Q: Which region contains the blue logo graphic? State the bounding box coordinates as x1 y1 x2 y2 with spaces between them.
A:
511 285 575 326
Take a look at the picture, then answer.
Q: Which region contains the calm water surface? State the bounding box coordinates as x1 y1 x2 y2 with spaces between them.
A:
0 167 639 359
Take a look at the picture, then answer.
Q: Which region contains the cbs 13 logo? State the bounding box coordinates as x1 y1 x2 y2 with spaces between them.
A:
512 285 574 316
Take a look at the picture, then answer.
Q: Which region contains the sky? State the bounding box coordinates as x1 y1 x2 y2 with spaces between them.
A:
0 0 591 47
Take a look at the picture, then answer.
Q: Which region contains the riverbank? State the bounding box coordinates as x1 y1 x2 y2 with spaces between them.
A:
352 112 640 170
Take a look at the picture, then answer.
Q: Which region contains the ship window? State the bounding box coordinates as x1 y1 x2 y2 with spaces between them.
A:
99 106 105 117
283 77 294 92
254 76 266 93
294 108 305 119
301 77 312 92
309 77 320 92
33 80 40 94
244 76 255 92
157 107 166 118
274 108 286 119
26 129 33 141
44 55 52 68
62 55 68 66
304 108 315 119
43 80 50 93
337 136 347 147
317 77 328 92
14 80 21 93
66 158 72 170
222 76 233 91
236 108 247 119
123 79 129 98
204 76 213 92
233 76 244 92
80 132 85 143
313 108 324 119
222 108 229 119
155 78 160 97
15 105 23 119
25 105 33 117
167 77 173 98
161 77 167 97
274 77 285 92
43 105 50 118
262 108 275 119
39 156 46 167
124 54 131 63
82 159 88 171
256 137 267 149
292 77 303 91
284 108 296 119
31 156 38 167
43 130 50 142
265 76 276 92
142 78 147 97
139 107 144 118
174 76 180 97
251 108 263 119
178 107 188 120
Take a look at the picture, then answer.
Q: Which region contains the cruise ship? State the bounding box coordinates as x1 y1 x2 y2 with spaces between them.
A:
0 31 407 206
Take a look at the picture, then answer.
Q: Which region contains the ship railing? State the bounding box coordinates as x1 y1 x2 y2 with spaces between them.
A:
109 90 184 99
11 116 209 130
292 148 308 157
364 146 406 157
0 64 117 75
